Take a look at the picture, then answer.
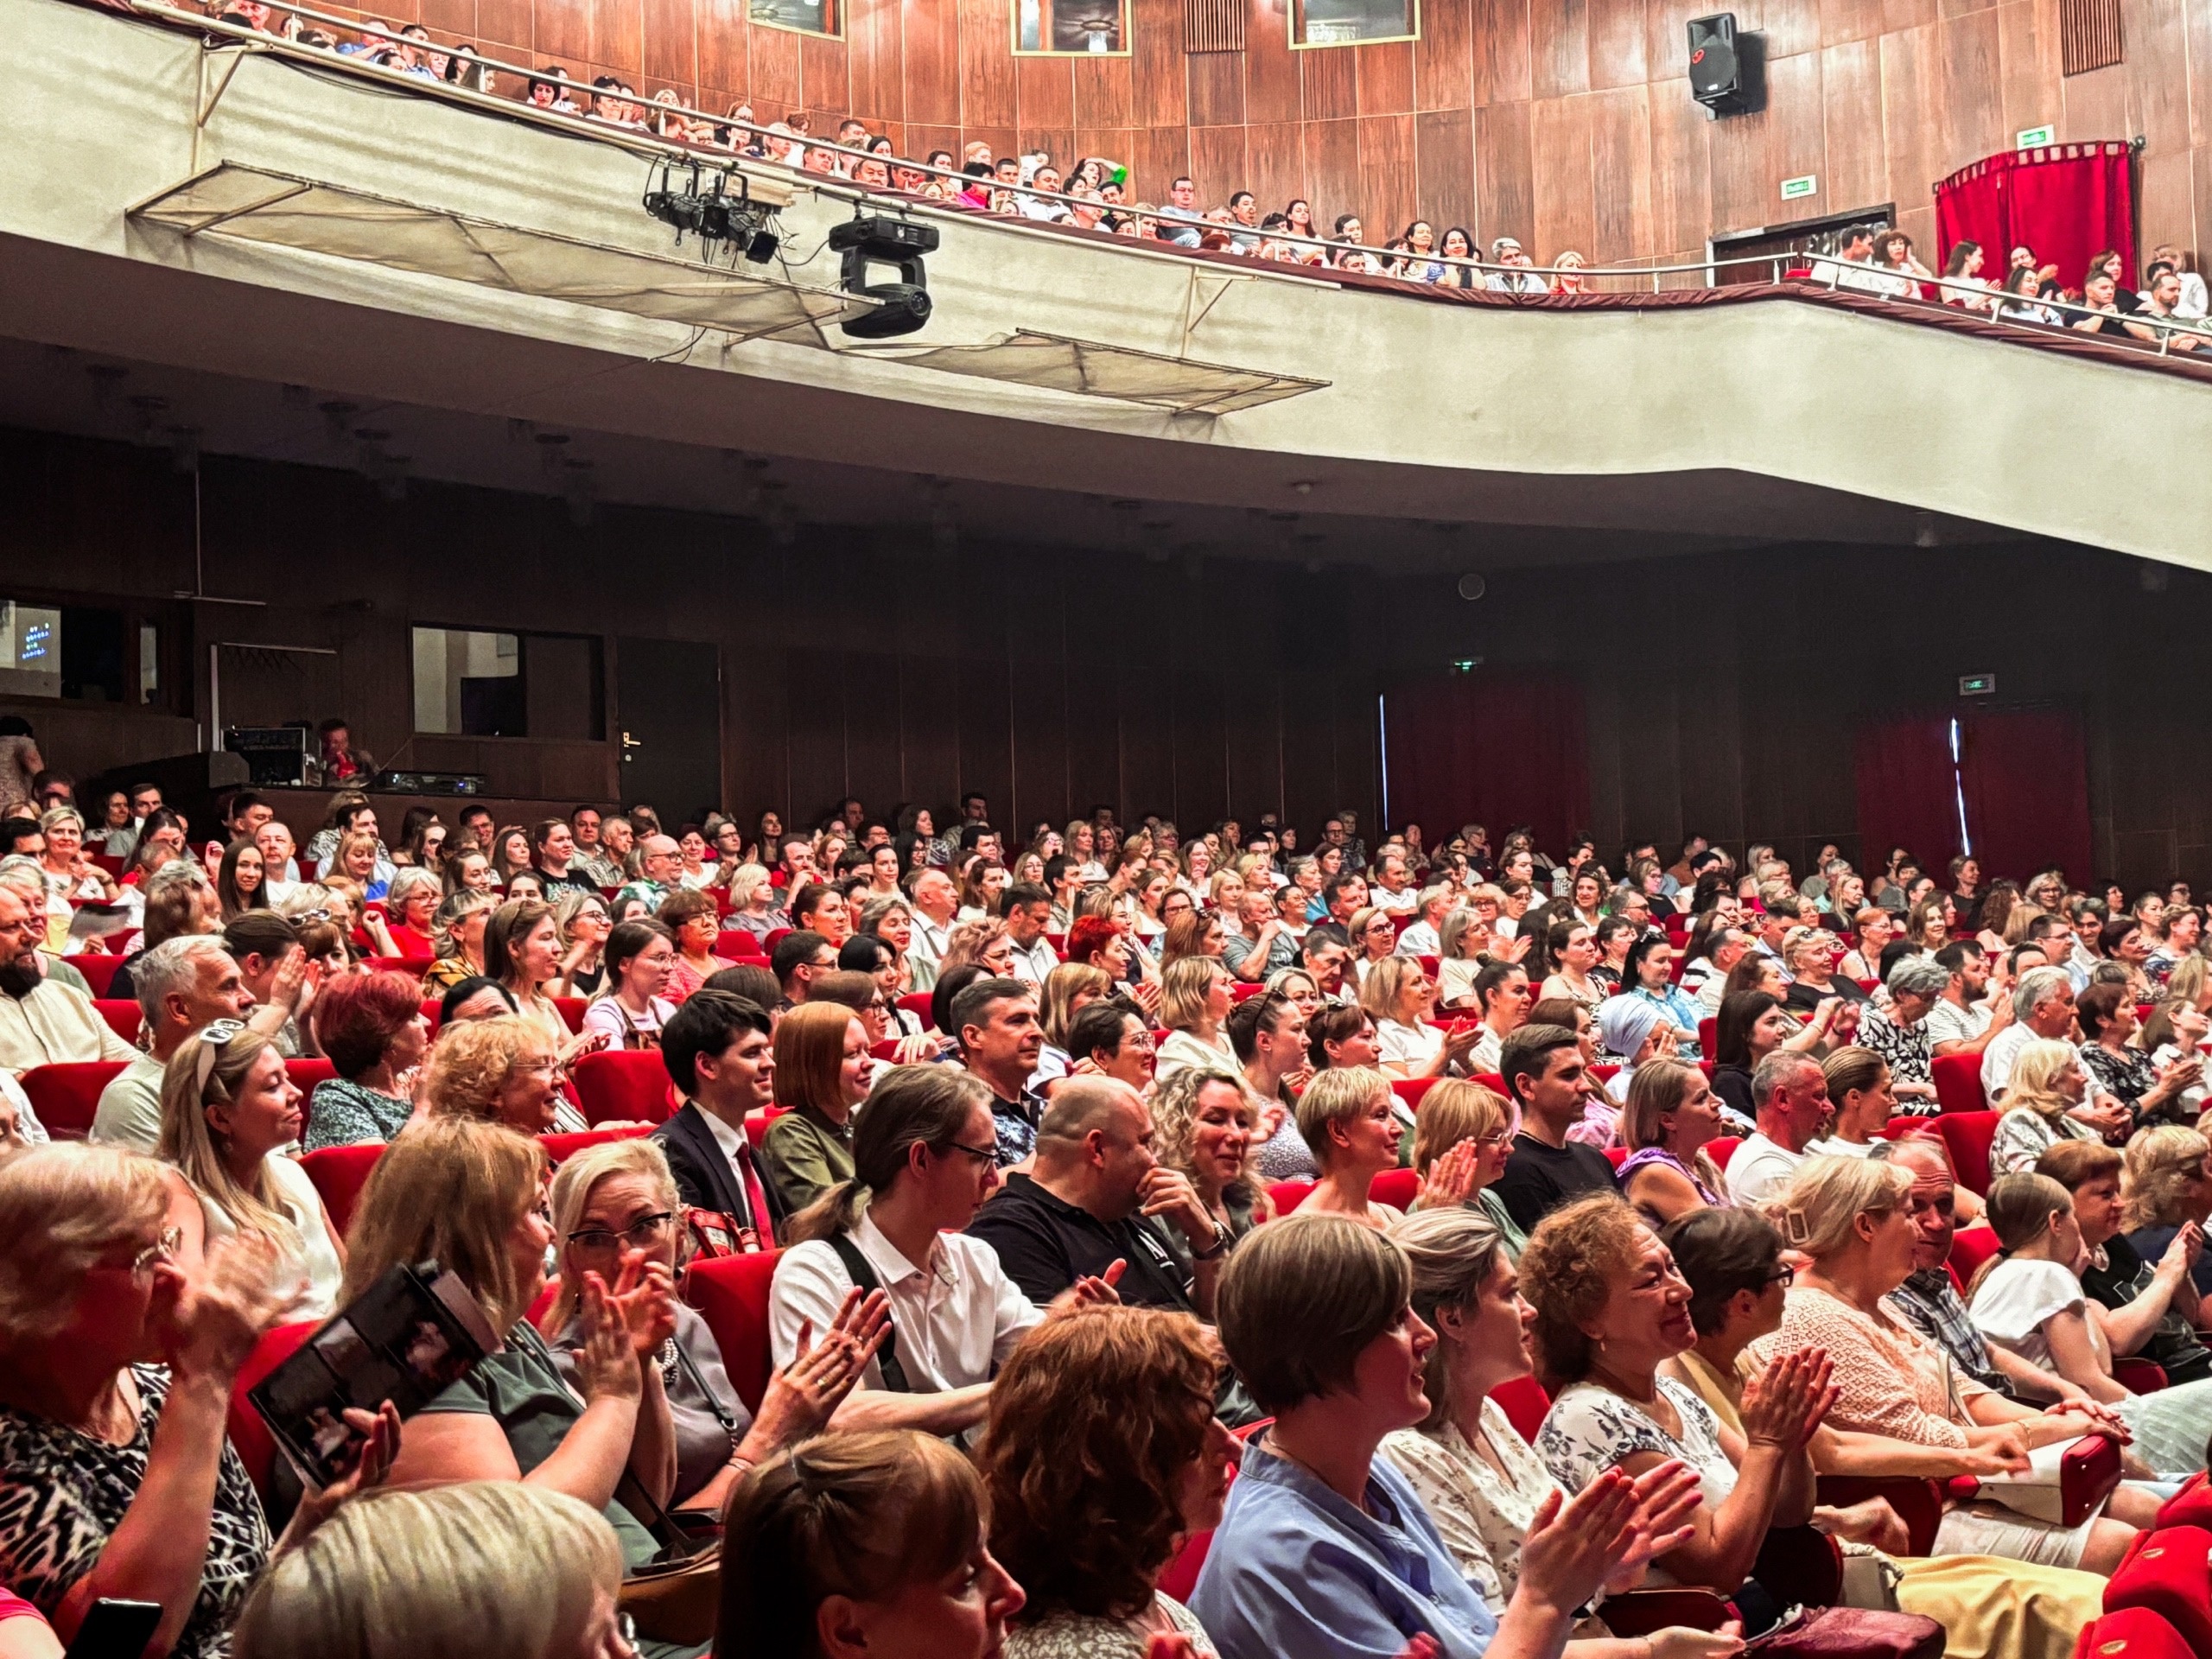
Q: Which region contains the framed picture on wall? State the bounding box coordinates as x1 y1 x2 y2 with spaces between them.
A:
1291 0 1416 46
1014 0 1129 54
747 0 840 38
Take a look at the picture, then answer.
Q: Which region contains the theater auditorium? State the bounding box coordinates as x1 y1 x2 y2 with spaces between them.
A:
0 0 2210 1650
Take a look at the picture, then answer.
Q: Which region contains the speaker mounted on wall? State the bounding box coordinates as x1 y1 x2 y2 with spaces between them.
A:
1687 14 1762 118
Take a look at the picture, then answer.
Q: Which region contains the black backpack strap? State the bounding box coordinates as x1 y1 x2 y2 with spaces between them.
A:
826 1232 912 1394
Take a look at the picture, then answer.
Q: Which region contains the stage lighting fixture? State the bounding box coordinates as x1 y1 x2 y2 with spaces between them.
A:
830 212 940 339
643 163 781 262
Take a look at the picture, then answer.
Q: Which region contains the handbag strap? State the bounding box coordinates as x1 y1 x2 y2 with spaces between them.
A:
667 1327 738 1434
826 1232 912 1394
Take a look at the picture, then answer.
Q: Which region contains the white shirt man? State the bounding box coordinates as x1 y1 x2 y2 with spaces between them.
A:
1980 967 2076 1101
905 868 957 992
1726 1053 1830 1210
1395 887 1453 958
769 1209 1040 1398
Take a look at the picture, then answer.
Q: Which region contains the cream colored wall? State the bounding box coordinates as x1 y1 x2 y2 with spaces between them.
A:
3 0 2209 563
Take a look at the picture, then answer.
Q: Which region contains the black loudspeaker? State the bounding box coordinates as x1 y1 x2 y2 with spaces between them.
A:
1687 14 1747 117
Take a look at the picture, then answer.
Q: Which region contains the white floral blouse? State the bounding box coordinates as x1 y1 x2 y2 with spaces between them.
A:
1381 1398 1554 1610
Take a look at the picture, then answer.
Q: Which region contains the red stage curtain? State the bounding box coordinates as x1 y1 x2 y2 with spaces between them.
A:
1384 674 1590 855
1853 715 1962 878
1960 709 2093 887
1935 142 2135 290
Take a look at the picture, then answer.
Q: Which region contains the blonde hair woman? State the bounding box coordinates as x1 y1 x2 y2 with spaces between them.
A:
1617 1058 1728 1224
158 1022 344 1319
941 917 1014 979
2123 1125 2212 1292
1359 956 1481 1081
1408 1077 1522 1255
423 889 499 993
1153 954 1236 1081
1758 1154 2152 1570
1034 961 1109 1088
420 1014 588 1135
346 1119 688 1598
232 1483 628 1659
1988 1038 2101 1179
540 1139 872 1516
1147 1064 1271 1274
1296 1066 1474 1228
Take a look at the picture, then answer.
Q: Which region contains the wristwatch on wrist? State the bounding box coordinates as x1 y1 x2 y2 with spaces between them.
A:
1191 1220 1232 1262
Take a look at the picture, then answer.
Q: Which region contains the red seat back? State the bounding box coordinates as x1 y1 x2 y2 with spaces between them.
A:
2072 1608 2194 1659
1268 1179 1314 1214
1156 1416 1272 1603
285 1058 337 1094
682 1249 784 1411
73 955 126 995
1491 1375 1551 1443
1933 1052 1987 1115
540 1124 655 1165
1229 981 1266 1002
762 928 792 954
227 1319 318 1498
1698 1017 1717 1056
743 1106 788 1153
1390 1077 1438 1114
20 1060 129 1141
418 1000 444 1037
1707 1135 1742 1170
551 997 588 1035
1471 1072 1506 1096
2103 1527 2212 1654
898 991 935 1027
299 1143 385 1238
1934 1111 2002 1197
715 931 766 960
1605 1144 1629 1169
92 1000 143 1043
1947 1224 2001 1284
571 1050 677 1125
2155 1470 2212 1529
1371 1167 1421 1210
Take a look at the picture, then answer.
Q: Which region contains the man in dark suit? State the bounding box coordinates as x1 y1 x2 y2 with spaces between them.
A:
653 990 787 1245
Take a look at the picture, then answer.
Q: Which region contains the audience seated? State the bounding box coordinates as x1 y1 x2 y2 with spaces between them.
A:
1292 1065 1421 1227
652 990 784 1245
346 1117 705 1655
302 970 429 1150
88 936 251 1149
232 1482 628 1659
2119 1124 2212 1298
1968 1171 2212 1473
1196 1212 1671 1658
1750 1155 2152 1569
771 1065 1062 1438
1492 1023 1619 1236
0 884 137 1077
0 1144 281 1657
1722 1052 1830 1209
158 1023 343 1320
2037 1137 2212 1384
717 1429 1023 1658
1618 1058 1727 1224
1409 1077 1523 1255
760 1001 870 1217
1145 1063 1271 1274
978 1305 1234 1656
541 1138 877 1514
422 1014 587 1135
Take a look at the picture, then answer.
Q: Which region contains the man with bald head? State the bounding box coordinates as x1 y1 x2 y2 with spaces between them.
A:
966 1076 1225 1316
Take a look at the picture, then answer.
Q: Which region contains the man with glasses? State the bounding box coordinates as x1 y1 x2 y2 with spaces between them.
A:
0 884 137 1081
654 990 785 1245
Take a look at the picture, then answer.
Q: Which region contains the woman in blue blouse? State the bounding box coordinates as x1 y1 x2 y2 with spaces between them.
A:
1195 1214 1700 1659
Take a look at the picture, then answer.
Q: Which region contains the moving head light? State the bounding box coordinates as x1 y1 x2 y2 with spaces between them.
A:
643 162 782 263
830 213 940 339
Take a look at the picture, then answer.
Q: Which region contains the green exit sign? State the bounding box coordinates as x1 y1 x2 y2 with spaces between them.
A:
2018 124 2055 148
1960 673 1996 697
1780 175 1818 201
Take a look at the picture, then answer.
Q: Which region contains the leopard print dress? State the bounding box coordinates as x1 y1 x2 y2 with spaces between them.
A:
0 1365 270 1657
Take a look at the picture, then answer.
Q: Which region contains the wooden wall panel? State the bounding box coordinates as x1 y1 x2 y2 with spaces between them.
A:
1248 118 1310 206
1357 41 1417 113
537 0 594 67
1189 123 1251 197
1173 669 1230 827
1587 85 1653 262
1415 0 1474 111
1072 54 1135 129
1358 112 1421 233
697 0 750 99
960 0 1020 124
1529 94 1597 257
749 25 803 111
1415 106 1479 231
594 0 645 75
898 653 962 810
1188 48 1248 125
1586 0 1647 90
1303 37 1361 119
1821 38 1888 210
642 0 696 85
1528 0 1592 99
1470 0 1531 105
1304 115 1364 217
1473 98 1535 244
1244 1 1304 121
1130 0 1190 124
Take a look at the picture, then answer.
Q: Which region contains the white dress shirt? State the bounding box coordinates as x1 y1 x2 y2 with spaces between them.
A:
906 912 953 992
1008 935 1058 984
768 1211 1041 1392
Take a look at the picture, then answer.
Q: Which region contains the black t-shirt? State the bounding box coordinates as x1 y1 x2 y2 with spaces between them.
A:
2082 1233 2212 1384
1785 976 1870 1012
966 1173 1193 1311
1494 1133 1621 1236
534 868 600 900
1712 1064 1756 1124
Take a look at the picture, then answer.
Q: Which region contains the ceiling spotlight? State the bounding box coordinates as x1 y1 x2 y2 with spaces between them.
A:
1289 480 1315 495
1456 573 1487 601
645 161 782 261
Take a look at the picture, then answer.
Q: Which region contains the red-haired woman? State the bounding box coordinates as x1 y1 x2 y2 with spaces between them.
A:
1065 916 1161 1017
304 969 431 1149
